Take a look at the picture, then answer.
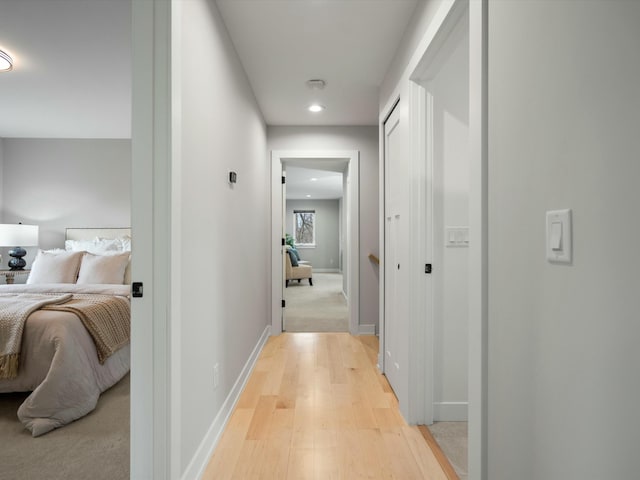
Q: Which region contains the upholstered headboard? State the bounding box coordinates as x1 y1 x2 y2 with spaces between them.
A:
65 228 132 285
65 228 131 241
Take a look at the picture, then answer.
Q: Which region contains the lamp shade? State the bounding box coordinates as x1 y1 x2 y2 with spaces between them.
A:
0 224 39 247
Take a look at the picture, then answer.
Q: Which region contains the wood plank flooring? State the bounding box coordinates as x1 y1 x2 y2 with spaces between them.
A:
203 332 448 479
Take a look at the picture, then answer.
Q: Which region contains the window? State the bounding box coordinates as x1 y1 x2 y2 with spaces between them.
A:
293 210 315 247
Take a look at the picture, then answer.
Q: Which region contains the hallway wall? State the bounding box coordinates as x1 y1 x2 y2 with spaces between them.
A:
177 0 269 475
268 126 379 330
488 1 640 479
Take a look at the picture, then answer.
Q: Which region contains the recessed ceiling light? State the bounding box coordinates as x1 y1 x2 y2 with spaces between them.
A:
308 104 325 113
0 50 13 72
310 178 318 182
306 194 312 198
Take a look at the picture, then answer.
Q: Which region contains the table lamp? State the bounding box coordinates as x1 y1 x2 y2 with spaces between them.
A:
0 224 39 270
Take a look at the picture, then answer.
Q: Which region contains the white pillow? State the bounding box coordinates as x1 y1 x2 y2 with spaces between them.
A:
65 237 122 254
76 252 130 285
117 235 132 252
27 250 84 284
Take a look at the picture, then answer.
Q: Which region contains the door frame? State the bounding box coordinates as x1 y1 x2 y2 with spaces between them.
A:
131 0 175 477
411 1 487 478
271 150 360 335
379 0 487 478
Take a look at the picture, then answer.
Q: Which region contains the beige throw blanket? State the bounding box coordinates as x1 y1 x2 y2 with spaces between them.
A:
0 293 73 379
43 294 130 364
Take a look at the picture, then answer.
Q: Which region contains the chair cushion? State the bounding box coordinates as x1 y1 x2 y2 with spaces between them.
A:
288 249 299 266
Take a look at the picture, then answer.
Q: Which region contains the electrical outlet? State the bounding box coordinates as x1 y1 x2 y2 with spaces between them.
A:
213 363 220 389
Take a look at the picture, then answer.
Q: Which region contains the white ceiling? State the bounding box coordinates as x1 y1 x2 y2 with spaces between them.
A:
216 0 418 126
0 0 417 143
0 0 131 138
285 162 345 200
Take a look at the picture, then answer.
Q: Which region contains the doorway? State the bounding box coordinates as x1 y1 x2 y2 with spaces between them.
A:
379 0 485 478
271 150 360 336
283 164 348 332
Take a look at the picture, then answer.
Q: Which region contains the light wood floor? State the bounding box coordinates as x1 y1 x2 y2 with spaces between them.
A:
203 332 449 479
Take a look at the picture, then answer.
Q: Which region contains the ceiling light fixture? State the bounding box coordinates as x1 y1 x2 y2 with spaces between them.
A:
306 195 312 198
306 79 326 90
308 104 325 113
0 50 13 72
310 178 318 182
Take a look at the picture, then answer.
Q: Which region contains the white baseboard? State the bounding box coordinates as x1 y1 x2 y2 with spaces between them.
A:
433 401 468 421
181 325 271 480
358 324 376 335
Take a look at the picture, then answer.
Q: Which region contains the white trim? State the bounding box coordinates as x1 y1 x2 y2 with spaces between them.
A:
181 326 271 480
406 80 433 426
271 150 360 336
380 0 487 478
170 0 183 477
434 402 469 421
358 324 376 335
468 1 488 478
131 0 173 478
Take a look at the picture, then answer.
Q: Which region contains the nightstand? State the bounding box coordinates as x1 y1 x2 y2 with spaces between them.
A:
0 270 30 285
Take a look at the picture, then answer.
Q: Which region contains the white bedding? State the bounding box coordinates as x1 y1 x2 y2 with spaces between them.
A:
0 283 130 436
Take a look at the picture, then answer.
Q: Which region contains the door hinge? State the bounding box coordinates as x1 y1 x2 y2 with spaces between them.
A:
425 264 432 274
282 299 286 308
282 176 286 184
282 237 285 246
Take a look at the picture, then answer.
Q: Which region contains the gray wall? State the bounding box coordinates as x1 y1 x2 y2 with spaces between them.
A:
178 0 269 474
1 138 131 267
268 126 379 330
286 199 339 271
488 1 640 479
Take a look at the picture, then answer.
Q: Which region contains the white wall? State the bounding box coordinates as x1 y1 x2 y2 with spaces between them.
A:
379 0 447 112
268 126 379 329
177 0 269 475
428 18 469 420
488 1 640 479
286 199 340 270
0 138 131 266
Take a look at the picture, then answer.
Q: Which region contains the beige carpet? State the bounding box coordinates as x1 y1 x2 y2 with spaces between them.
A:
284 272 349 332
428 421 468 480
0 374 130 480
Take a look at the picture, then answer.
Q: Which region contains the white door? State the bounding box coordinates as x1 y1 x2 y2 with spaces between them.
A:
383 103 409 404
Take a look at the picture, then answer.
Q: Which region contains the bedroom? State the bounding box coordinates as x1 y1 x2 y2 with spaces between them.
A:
0 1 133 478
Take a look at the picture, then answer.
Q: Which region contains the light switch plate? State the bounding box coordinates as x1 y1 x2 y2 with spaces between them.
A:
546 209 572 263
445 226 469 248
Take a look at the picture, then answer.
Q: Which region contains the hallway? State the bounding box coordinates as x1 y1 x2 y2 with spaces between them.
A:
203 333 449 479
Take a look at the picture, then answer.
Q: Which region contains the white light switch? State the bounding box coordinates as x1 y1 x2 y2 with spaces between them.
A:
550 222 562 250
546 209 572 263
445 226 469 248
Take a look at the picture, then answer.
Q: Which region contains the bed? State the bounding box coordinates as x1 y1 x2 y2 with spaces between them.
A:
0 228 131 436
